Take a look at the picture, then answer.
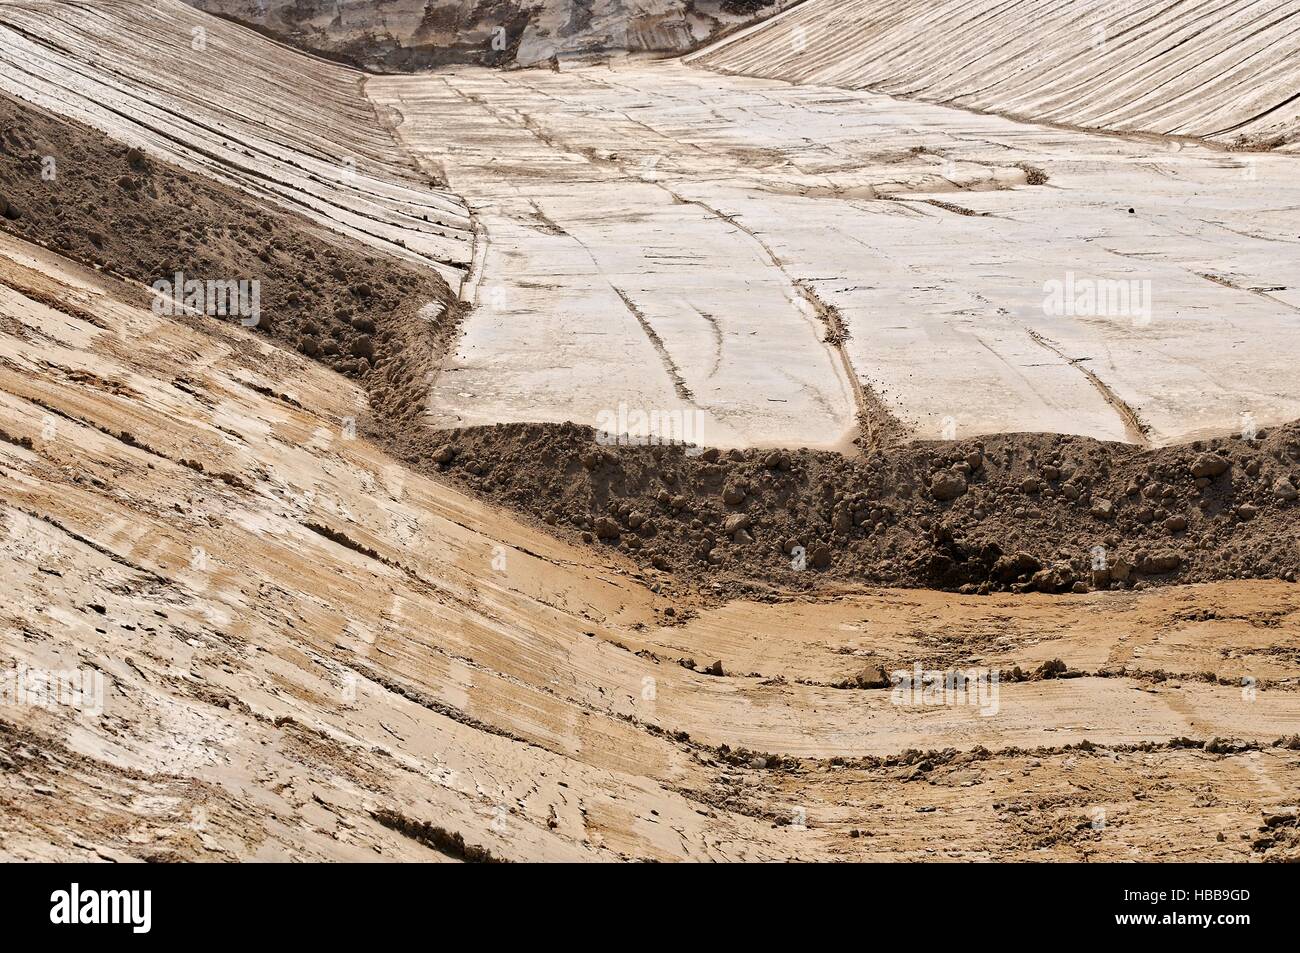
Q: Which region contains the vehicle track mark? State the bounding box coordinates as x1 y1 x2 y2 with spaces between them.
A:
612 287 696 403
1026 329 1151 445
663 187 903 448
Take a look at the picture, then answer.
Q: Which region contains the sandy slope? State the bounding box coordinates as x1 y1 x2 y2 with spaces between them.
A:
689 0 1300 148
0 0 472 283
2 230 1298 861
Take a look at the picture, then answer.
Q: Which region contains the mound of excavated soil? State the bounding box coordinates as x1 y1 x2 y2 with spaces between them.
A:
6 90 1299 599
411 421 1300 596
0 94 455 435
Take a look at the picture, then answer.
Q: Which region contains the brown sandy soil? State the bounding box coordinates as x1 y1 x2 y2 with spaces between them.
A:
425 420 1300 598
2 232 1299 862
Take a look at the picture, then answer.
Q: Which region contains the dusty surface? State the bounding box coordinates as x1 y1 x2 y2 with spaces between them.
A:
690 0 1300 148
2 232 1299 861
371 60 1300 448
186 0 790 70
3 1 1300 863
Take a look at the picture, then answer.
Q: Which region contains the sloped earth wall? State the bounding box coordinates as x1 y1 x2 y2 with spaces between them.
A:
689 0 1300 148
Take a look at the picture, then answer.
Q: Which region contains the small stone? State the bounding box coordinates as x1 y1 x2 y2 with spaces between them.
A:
722 484 747 506
993 552 1042 582
1090 499 1115 520
723 513 751 534
1190 452 1230 479
1137 551 1182 575
930 470 968 502
1031 568 1064 593
1275 479 1298 502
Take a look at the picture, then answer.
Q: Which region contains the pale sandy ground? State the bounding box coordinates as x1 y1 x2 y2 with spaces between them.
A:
0 0 472 283
371 60 1300 447
2 231 1298 861
689 0 1300 148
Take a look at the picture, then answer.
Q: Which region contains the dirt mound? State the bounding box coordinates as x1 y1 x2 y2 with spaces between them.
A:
408 421 1300 596
0 93 454 420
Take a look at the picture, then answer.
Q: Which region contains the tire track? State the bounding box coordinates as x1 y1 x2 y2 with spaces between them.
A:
612 287 696 403
1026 329 1151 445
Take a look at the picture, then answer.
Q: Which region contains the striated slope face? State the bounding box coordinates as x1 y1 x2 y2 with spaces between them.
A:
0 232 781 861
689 0 1300 148
4 232 1300 861
184 0 788 70
0 0 472 284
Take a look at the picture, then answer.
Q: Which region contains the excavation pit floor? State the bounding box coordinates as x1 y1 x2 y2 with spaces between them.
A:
372 61 1300 449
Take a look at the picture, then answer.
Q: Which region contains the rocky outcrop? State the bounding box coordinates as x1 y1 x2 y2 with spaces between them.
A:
185 1 786 71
